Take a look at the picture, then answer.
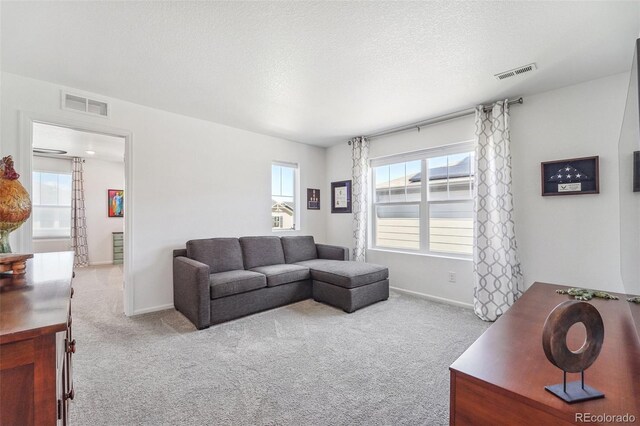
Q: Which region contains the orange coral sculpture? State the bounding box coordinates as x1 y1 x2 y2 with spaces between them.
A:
0 156 32 253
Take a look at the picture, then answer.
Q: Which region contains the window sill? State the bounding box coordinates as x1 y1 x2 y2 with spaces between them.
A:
367 247 472 262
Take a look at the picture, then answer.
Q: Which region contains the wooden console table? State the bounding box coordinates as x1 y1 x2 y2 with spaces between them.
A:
0 252 75 425
450 282 640 425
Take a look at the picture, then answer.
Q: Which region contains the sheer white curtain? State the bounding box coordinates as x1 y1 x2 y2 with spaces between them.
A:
71 157 89 267
351 137 369 262
473 101 523 321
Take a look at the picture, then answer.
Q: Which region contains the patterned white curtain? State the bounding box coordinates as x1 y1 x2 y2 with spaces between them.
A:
71 157 89 267
473 101 523 321
351 137 369 262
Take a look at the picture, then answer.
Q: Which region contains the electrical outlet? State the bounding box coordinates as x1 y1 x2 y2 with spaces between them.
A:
448 272 456 283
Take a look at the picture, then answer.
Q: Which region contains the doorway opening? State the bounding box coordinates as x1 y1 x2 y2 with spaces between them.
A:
18 114 134 315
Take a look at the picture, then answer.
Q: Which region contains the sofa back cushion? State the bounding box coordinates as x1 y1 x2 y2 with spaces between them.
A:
186 238 244 273
281 236 318 264
239 236 285 269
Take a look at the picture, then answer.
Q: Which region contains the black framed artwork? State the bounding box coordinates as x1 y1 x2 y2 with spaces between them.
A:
541 156 599 196
307 188 320 210
331 180 352 213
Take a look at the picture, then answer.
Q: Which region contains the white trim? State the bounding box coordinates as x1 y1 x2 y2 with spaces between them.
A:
272 160 299 168
89 261 113 266
133 303 174 316
390 286 473 309
368 247 472 262
18 111 135 317
370 140 475 167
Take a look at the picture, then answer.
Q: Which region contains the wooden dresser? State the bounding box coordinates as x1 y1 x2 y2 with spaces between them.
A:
0 252 75 425
450 282 640 425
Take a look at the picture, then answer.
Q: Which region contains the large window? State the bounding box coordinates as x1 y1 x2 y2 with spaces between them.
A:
32 171 72 239
372 143 474 256
271 162 298 231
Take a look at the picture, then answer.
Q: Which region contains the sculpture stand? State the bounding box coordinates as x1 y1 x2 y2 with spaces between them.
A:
545 370 604 403
542 300 606 405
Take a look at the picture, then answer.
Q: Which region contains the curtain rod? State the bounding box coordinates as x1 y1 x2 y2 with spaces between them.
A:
355 97 523 142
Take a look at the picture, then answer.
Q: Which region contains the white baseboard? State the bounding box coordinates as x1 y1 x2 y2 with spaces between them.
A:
89 261 113 266
390 286 473 310
132 303 174 316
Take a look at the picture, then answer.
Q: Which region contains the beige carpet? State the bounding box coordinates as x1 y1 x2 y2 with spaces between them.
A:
70 265 489 426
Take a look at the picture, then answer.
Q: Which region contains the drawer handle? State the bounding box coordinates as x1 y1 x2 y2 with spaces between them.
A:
66 339 76 354
65 389 75 401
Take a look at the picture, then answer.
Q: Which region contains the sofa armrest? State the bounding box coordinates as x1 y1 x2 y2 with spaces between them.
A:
316 243 350 261
173 256 211 329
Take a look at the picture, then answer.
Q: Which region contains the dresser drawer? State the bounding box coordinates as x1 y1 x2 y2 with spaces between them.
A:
112 233 124 265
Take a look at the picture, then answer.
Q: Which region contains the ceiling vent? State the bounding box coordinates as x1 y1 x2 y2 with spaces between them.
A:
61 91 110 118
494 63 537 81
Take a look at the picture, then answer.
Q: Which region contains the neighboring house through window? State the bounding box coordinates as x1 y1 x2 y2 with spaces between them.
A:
371 142 474 256
32 171 72 238
271 162 298 230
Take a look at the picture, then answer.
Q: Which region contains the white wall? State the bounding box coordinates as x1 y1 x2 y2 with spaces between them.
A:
84 158 124 265
511 72 628 293
326 72 629 306
2 70 630 312
1 72 327 314
32 155 72 253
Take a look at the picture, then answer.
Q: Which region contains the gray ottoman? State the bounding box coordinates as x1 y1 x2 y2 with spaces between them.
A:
307 260 389 313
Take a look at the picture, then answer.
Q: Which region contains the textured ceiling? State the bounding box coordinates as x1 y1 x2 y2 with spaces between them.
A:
2 1 639 147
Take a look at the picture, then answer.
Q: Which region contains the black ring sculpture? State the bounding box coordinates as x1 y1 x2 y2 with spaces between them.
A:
542 300 604 372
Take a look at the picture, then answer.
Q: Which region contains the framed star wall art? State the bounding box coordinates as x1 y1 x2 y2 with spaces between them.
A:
541 156 599 196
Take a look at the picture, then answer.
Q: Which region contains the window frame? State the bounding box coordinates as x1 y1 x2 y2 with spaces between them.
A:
271 161 299 232
32 170 73 240
370 141 475 258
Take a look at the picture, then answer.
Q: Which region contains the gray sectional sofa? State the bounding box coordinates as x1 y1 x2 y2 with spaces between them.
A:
172 235 389 329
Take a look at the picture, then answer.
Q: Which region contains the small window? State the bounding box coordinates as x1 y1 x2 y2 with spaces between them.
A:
272 163 297 231
272 216 283 229
371 143 475 256
32 171 72 239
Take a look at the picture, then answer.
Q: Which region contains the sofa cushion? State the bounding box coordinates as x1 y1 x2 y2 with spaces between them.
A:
187 238 244 273
250 264 310 287
209 270 267 299
281 236 318 264
297 260 389 289
239 236 286 269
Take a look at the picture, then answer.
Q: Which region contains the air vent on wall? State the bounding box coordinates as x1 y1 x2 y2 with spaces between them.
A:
61 91 110 118
494 63 537 81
